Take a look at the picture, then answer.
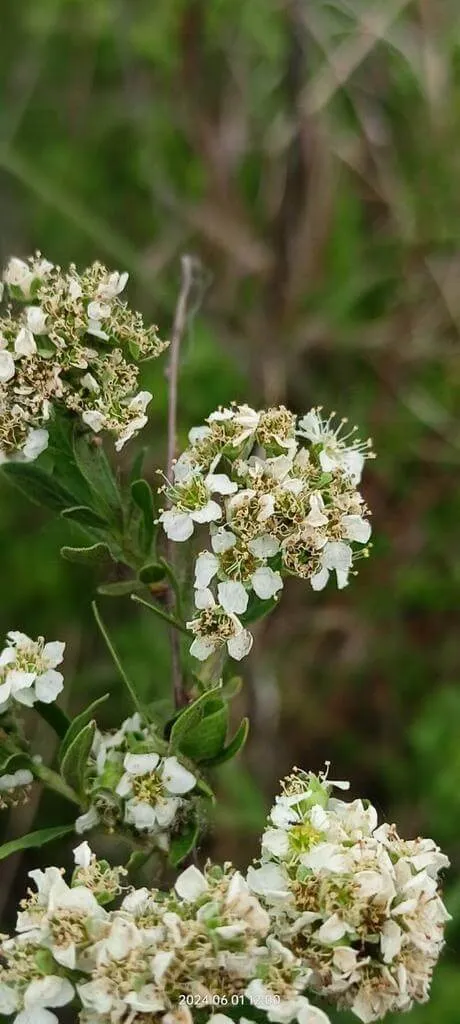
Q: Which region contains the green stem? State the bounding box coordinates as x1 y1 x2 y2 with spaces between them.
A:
33 762 81 807
92 601 143 716
130 594 190 635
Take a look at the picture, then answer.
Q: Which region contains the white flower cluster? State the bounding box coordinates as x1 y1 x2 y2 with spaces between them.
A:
0 845 330 1024
159 404 374 662
0 255 168 461
0 767 34 810
76 713 198 846
248 766 450 1023
0 631 65 713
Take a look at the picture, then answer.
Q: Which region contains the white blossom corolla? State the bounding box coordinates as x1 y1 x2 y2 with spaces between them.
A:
3 256 53 299
116 752 196 833
194 527 283 615
187 590 253 661
248 766 450 1023
13 976 74 1024
114 390 153 451
0 350 15 382
0 632 65 712
160 472 237 542
297 409 371 484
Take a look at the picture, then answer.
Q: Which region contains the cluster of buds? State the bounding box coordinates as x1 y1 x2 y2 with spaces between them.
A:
76 713 199 847
0 845 329 1024
0 631 65 714
0 254 168 461
159 404 374 662
247 766 450 1023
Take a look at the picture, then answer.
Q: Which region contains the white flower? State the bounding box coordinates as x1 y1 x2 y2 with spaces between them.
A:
0 633 64 711
96 270 129 300
86 319 110 340
194 530 283 615
310 541 353 591
175 865 208 902
82 409 106 433
160 472 237 542
21 428 49 462
75 806 100 835
14 976 74 1024
0 768 33 794
116 751 196 834
247 863 291 902
187 591 253 662
114 390 152 451
297 408 368 484
87 300 111 321
25 306 47 334
73 841 93 869
0 350 15 382
14 328 37 356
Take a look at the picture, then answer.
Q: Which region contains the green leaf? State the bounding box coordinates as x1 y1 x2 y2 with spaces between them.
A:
59 694 109 767
169 690 219 748
202 717 249 766
97 579 143 597
178 699 229 761
73 433 121 513
241 592 278 625
0 825 74 862
35 702 71 739
169 817 200 866
0 751 32 773
61 505 109 529
129 446 148 483
60 721 96 795
60 542 116 564
2 463 78 511
219 676 243 701
138 562 166 584
130 479 155 553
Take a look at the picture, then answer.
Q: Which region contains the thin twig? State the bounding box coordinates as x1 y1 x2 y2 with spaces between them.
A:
130 594 190 635
166 255 196 708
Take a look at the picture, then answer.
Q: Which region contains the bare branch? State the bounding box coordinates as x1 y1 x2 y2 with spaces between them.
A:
166 255 196 708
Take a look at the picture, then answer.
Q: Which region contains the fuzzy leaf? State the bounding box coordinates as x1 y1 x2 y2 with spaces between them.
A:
138 562 166 584
0 825 74 862
61 505 109 529
130 478 155 553
97 579 143 597
60 542 115 565
2 463 79 511
59 694 109 766
60 721 96 795
73 433 121 513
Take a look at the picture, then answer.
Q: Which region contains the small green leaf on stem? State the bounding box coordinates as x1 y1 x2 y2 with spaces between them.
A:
0 825 75 862
60 721 96 795
59 694 109 766
60 542 115 565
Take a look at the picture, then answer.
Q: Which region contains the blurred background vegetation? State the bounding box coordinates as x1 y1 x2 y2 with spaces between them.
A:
0 1 459 1020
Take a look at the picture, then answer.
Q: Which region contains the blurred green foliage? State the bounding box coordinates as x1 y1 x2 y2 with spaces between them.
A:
0 1 459 1019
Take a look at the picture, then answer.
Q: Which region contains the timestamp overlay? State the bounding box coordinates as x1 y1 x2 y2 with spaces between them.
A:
179 994 281 1008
